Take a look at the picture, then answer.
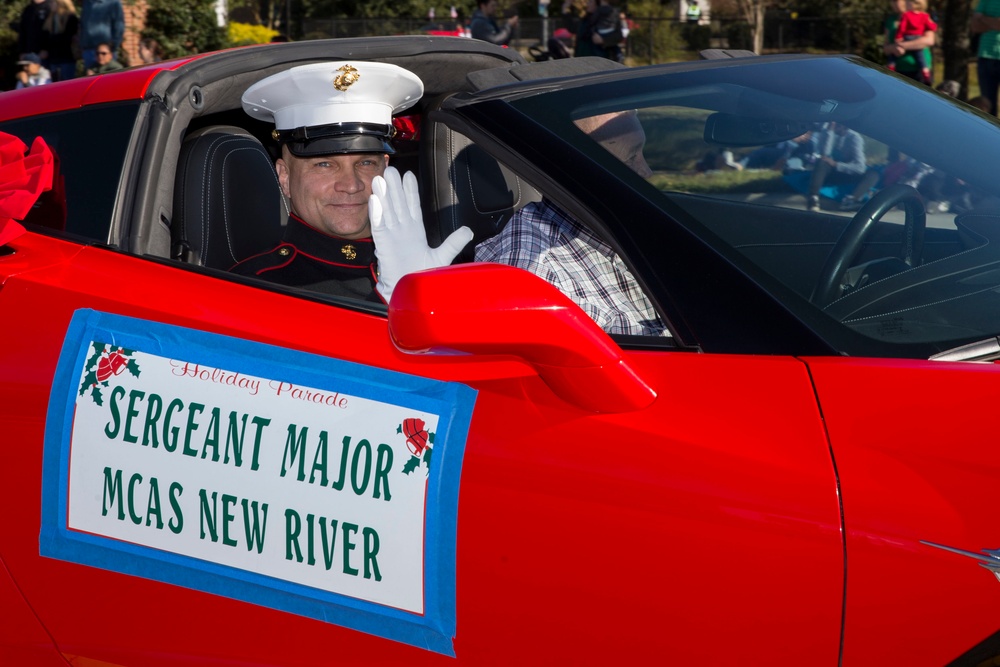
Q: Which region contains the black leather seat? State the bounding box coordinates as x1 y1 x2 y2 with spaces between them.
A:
420 109 541 263
173 125 288 269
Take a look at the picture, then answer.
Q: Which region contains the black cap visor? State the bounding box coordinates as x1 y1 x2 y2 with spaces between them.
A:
274 122 396 157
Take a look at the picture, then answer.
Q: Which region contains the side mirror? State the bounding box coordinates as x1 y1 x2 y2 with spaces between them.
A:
388 263 657 413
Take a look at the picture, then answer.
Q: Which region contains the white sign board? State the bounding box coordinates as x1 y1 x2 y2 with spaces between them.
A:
42 310 476 655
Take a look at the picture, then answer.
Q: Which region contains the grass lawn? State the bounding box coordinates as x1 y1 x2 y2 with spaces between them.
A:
649 170 789 194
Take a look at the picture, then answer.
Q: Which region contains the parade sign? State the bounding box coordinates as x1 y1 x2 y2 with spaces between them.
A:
41 310 476 655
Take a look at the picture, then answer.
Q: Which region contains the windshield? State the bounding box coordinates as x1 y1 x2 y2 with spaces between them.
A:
509 56 1000 357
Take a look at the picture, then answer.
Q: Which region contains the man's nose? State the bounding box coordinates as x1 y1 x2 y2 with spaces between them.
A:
333 170 363 193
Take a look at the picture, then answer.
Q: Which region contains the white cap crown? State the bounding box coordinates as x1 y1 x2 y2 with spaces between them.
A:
242 61 423 130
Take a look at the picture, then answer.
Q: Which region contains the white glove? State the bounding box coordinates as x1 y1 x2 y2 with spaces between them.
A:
369 166 474 302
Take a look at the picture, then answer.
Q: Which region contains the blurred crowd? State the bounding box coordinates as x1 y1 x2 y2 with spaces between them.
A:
10 0 1000 115
697 78 993 216
8 0 163 89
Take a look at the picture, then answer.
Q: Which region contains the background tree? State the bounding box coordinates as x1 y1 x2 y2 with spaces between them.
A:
733 0 770 53
938 0 974 97
227 0 267 25
294 0 476 21
0 0 23 88
0 0 980 93
625 0 687 63
143 0 228 57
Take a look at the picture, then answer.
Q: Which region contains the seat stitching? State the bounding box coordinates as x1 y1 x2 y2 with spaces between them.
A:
219 146 279 262
446 130 460 235
198 135 248 264
825 223 990 308
842 284 1000 323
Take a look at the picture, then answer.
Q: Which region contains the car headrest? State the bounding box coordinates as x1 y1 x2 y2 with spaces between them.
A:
172 125 288 269
420 111 541 263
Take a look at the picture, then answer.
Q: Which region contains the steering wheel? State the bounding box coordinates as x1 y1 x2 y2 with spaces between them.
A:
810 183 926 307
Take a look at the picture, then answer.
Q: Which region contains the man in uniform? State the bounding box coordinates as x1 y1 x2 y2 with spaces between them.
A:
232 61 472 303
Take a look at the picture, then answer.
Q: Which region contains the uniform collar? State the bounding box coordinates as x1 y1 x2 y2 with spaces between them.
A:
285 214 375 266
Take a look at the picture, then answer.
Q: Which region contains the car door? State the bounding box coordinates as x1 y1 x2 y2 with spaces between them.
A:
0 224 845 665
805 356 1000 666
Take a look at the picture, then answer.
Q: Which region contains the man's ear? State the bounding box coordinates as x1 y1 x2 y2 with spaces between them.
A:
382 154 390 169
276 158 291 198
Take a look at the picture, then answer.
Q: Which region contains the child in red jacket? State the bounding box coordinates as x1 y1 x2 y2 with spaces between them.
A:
888 0 937 84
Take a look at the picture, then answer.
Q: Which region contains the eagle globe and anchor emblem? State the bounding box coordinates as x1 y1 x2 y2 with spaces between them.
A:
333 64 360 92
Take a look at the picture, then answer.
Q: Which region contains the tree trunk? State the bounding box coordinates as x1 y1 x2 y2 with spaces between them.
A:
753 2 765 54
735 0 768 55
940 0 975 99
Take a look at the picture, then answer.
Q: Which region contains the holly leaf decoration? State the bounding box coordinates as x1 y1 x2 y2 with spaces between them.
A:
126 358 141 377
84 342 105 372
402 455 421 475
422 446 432 470
90 385 104 406
428 432 435 445
396 424 403 435
81 342 106 395
79 370 97 396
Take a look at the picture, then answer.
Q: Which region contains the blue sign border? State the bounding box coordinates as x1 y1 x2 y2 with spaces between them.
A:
40 309 476 656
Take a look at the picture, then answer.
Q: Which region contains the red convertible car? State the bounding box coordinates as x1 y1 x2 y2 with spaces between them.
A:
3 36 1000 666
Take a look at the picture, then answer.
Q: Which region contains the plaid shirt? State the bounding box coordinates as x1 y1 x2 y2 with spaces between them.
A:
475 201 670 337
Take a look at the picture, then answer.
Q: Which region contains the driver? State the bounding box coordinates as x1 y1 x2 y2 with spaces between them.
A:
347 106 668 336
475 110 669 337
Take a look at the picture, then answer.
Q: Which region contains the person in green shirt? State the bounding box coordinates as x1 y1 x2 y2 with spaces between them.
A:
85 42 122 75
884 0 935 85
972 0 1000 114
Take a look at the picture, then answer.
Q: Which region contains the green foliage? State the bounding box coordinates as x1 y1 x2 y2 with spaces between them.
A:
624 0 688 64
226 0 263 25
300 0 476 20
682 24 712 51
859 28 887 66
142 0 229 58
228 20 278 45
0 2 17 43
725 21 753 49
402 455 421 474
649 169 790 194
0 0 22 86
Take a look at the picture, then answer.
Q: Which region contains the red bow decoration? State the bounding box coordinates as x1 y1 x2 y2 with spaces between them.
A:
0 132 55 246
